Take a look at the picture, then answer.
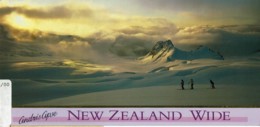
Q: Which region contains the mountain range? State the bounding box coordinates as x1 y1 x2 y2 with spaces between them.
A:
140 40 224 63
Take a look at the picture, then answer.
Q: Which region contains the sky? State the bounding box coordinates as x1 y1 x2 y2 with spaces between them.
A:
1 0 260 35
0 0 259 58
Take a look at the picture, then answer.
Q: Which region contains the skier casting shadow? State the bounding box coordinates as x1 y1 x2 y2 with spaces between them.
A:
189 79 194 90
181 79 184 90
210 79 215 89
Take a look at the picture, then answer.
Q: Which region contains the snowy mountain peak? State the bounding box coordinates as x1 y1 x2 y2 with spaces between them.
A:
140 40 224 63
149 40 174 56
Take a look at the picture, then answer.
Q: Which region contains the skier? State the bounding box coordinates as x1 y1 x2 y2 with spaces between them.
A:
210 79 215 89
189 79 194 89
181 79 184 90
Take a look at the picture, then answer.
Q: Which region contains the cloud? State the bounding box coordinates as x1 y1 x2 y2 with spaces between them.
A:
3 21 259 59
0 23 12 40
16 6 73 19
0 4 95 19
173 25 260 56
134 0 260 25
108 18 178 57
0 24 17 56
136 0 260 13
118 23 176 36
109 35 152 57
47 40 93 59
0 7 16 17
109 24 260 58
2 3 176 37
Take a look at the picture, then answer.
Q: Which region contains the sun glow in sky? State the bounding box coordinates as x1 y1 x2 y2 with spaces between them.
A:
6 13 34 29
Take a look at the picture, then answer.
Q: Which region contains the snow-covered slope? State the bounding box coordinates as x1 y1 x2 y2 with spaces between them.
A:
140 40 224 63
